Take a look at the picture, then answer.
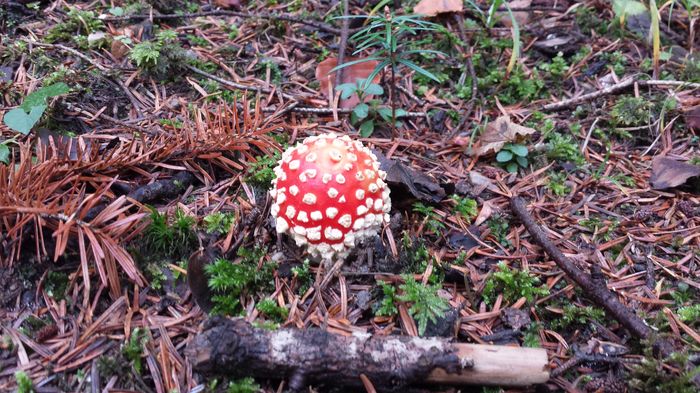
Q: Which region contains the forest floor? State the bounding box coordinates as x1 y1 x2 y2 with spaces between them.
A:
1 0 699 392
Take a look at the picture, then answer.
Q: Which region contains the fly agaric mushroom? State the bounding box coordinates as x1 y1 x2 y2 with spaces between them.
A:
270 133 391 261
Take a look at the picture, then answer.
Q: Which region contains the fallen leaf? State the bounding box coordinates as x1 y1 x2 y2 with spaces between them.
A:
214 0 244 9
414 0 463 17
376 151 446 204
684 106 700 131
111 39 130 59
499 0 532 27
315 57 380 109
472 116 536 157
473 200 495 226
649 157 700 190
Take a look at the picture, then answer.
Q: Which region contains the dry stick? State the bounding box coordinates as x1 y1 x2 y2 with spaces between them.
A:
510 197 653 340
334 0 350 89
186 65 299 101
542 78 700 111
186 317 549 390
101 10 343 34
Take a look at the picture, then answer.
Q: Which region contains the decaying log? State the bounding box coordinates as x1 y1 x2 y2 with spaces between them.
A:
185 317 549 391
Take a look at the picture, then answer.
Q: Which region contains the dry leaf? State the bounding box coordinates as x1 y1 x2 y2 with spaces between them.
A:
474 200 495 226
684 106 700 131
414 0 463 17
649 157 700 190
214 0 244 9
111 39 129 59
472 116 536 157
499 0 532 27
315 57 380 108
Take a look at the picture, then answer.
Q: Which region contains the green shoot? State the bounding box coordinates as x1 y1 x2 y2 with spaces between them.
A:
398 275 450 336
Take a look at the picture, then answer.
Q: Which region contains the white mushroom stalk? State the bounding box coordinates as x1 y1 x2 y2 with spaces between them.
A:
270 133 391 261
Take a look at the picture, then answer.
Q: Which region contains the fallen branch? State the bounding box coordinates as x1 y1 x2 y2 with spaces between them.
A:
542 79 700 111
510 197 675 357
186 317 549 391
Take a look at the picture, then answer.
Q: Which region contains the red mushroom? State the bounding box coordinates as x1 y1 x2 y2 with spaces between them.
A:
269 133 391 261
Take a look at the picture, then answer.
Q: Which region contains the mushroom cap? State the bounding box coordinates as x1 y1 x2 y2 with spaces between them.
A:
270 133 391 260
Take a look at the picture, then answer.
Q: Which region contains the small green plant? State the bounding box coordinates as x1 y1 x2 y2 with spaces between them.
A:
375 280 398 317
547 172 570 196
677 304 700 325
291 259 313 295
522 323 542 348
203 212 236 235
205 246 275 316
452 195 478 222
15 371 33 393
496 143 529 173
611 95 652 126
122 328 148 374
550 304 605 330
256 299 288 323
333 12 444 130
628 345 700 393
2 82 70 136
400 233 442 281
546 132 585 166
144 208 196 258
539 52 569 79
412 202 445 234
398 275 450 336
129 30 188 78
579 217 619 241
46 8 104 45
335 78 403 137
482 262 549 305
487 214 511 247
245 152 280 189
44 271 69 300
227 377 260 393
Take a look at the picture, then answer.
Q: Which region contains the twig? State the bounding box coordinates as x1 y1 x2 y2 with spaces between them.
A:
510 197 652 340
186 65 299 101
334 0 350 89
101 10 343 34
543 78 700 111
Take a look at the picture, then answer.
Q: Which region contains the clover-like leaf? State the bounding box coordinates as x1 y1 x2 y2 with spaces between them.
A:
515 155 528 167
335 83 358 100
496 150 513 163
506 162 519 173
364 83 384 96
0 144 10 164
353 103 369 119
21 83 69 111
359 119 375 137
509 144 528 157
3 105 47 135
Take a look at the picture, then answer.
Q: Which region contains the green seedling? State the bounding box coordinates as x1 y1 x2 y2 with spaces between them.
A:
452 195 478 222
203 212 236 235
496 143 529 173
15 371 33 393
256 299 288 323
336 78 396 137
122 328 148 374
611 95 652 126
482 262 549 305
333 12 444 131
398 274 450 336
375 280 398 317
2 82 70 136
227 378 260 393
412 202 445 235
